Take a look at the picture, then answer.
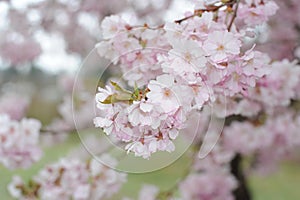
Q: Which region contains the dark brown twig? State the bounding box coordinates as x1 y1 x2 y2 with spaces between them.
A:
175 0 238 24
228 0 240 31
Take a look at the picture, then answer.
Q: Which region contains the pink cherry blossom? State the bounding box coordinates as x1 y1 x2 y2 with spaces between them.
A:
203 30 241 64
9 155 126 200
248 59 300 108
147 74 181 113
179 171 237 200
0 114 42 169
238 0 279 26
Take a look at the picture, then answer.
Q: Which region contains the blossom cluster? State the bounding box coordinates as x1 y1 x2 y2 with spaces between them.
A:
248 59 300 109
176 134 237 200
223 110 300 172
179 170 237 200
0 114 42 169
238 0 279 26
94 0 276 158
96 15 170 87
256 0 300 60
213 59 300 117
8 155 127 200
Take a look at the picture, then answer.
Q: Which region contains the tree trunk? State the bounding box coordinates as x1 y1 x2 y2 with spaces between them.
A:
230 154 252 200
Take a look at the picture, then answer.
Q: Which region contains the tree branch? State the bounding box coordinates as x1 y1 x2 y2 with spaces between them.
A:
175 0 237 24
227 0 240 31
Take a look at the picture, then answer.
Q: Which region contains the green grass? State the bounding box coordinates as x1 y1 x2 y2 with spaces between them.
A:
114 154 191 199
249 162 300 200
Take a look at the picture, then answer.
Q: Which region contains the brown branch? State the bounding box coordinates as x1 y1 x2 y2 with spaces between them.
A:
126 0 240 31
227 0 240 31
175 0 237 24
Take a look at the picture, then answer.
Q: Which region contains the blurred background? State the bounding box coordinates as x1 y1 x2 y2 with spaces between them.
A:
1 0 300 199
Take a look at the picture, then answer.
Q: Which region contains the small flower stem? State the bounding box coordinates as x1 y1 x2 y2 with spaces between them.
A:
40 127 73 134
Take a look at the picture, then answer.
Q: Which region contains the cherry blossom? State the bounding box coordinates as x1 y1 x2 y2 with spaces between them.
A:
147 74 182 113
8 155 127 200
179 171 237 200
0 114 42 169
248 59 300 109
203 30 241 64
238 0 279 26
93 0 279 159
2 0 300 199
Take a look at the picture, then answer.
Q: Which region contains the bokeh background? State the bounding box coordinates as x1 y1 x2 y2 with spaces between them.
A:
1 0 300 199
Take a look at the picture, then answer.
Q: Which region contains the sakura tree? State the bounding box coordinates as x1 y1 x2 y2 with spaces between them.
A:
1 0 300 200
